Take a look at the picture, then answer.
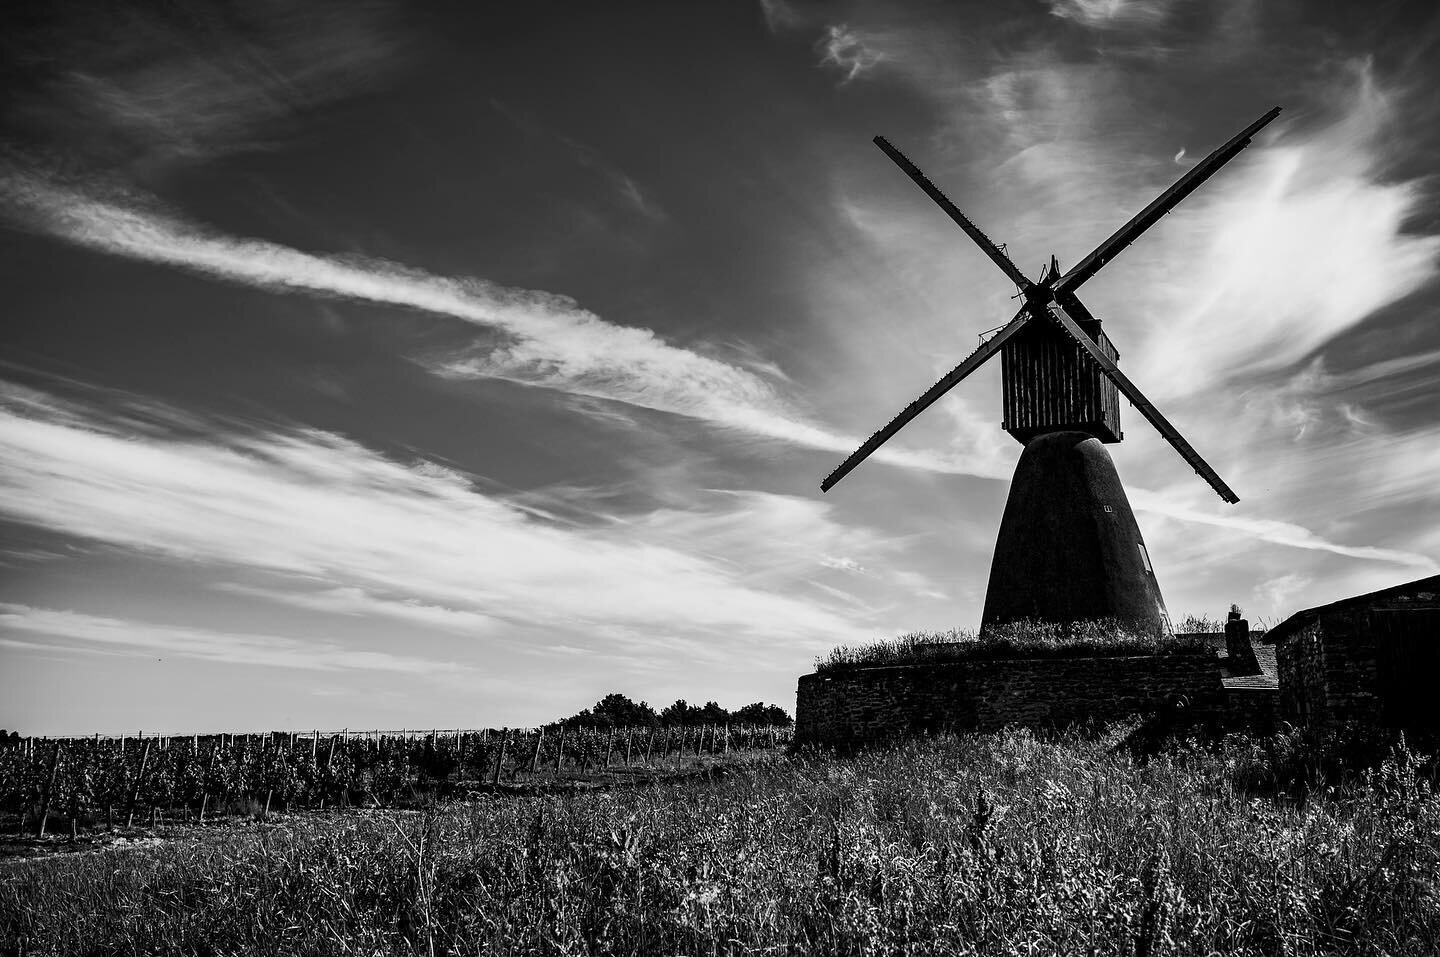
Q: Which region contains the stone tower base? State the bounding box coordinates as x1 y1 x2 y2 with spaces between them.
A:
981 430 1170 635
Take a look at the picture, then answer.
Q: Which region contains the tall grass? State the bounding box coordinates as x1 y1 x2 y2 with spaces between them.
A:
816 619 1213 674
4 730 1437 955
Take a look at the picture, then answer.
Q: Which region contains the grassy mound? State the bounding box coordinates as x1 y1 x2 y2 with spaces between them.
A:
814 619 1214 674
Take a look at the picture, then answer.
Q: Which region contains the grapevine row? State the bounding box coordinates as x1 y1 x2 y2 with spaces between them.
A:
0 724 792 837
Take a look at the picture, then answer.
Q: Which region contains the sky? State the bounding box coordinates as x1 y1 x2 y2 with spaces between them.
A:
2 0 1438 735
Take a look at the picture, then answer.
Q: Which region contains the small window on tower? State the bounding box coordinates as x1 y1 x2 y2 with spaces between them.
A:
1137 543 1152 572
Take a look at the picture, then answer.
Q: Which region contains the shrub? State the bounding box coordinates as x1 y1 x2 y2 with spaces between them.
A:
1177 613 1223 633
1224 721 1439 802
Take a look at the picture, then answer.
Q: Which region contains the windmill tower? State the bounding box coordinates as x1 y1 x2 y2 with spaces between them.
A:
822 108 1280 635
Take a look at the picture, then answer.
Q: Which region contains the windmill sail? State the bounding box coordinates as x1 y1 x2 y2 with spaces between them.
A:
1045 303 1239 503
821 310 1031 492
873 136 1032 291
1055 107 1280 296
826 110 1273 500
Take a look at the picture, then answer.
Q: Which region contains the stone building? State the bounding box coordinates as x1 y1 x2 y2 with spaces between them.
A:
1263 574 1440 730
794 613 1283 745
794 652 1225 744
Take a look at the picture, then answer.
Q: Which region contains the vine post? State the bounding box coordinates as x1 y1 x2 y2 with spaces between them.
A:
35 741 62 838
125 739 152 828
491 731 508 786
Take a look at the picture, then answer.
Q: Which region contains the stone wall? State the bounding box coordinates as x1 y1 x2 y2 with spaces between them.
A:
1316 610 1381 725
965 656 1223 731
1276 622 1325 723
1277 613 1386 726
796 654 1224 746
1271 577 1440 729
1221 687 1279 733
1319 610 1383 724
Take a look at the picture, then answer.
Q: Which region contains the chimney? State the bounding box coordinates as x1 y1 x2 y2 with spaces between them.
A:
1225 605 1261 676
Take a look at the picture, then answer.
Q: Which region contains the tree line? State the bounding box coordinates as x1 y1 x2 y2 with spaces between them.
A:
555 693 791 729
0 693 793 743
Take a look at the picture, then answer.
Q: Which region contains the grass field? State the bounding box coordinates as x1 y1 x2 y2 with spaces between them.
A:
4 728 1437 955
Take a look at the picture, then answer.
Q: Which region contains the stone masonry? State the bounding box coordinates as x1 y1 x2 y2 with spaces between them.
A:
1275 610 1384 726
795 653 1224 746
1268 574 1440 728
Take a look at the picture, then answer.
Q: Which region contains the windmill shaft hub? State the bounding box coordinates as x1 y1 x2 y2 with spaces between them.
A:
1023 285 1054 309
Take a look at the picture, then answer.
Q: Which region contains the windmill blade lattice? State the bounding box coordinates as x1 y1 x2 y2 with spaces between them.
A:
1054 107 1281 296
1045 303 1239 503
873 136 1033 291
821 309 1031 492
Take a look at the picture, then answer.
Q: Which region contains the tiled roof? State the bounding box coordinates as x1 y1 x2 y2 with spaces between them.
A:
1182 632 1280 690
1223 674 1279 691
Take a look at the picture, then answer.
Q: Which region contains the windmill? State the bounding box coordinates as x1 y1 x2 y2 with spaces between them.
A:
822 108 1280 635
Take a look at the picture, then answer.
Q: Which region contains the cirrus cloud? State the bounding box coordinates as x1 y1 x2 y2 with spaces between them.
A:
0 382 890 668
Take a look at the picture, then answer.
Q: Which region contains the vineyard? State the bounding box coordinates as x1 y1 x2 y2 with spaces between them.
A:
6 729 1438 954
0 724 792 839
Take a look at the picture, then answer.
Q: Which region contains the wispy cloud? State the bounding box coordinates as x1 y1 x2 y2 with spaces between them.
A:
0 166 969 480
819 25 885 83
0 604 454 675
213 583 505 636
1127 489 1434 570
0 384 887 665
1253 572 1311 614
1 80 1428 574
1311 347 1440 396
490 100 666 222
820 555 870 575
759 0 804 34
894 52 1440 404
1047 0 1177 31
3 0 403 170
1130 69 1440 396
